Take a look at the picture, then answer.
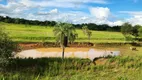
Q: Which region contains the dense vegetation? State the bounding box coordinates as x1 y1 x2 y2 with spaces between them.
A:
121 23 142 41
1 55 142 80
0 16 57 26
0 28 16 68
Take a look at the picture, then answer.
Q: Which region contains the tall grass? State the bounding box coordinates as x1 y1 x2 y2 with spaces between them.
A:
0 56 142 80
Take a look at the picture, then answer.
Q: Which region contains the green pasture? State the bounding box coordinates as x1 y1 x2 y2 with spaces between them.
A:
0 22 126 43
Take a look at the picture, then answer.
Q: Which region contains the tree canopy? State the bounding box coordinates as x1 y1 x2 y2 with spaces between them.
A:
121 23 142 41
53 23 77 46
132 25 141 37
121 23 132 35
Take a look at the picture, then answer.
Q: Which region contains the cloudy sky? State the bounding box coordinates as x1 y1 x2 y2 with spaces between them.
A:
0 0 142 26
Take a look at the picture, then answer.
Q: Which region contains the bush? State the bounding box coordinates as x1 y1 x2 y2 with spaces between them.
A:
0 28 16 68
124 35 134 41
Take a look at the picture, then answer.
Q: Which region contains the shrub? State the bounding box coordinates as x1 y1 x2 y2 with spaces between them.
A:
124 35 134 41
0 27 16 68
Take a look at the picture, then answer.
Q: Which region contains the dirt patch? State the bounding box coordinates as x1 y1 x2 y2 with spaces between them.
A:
94 58 108 65
18 43 42 50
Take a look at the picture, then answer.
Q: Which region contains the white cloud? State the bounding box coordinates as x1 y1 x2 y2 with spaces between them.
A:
127 16 142 25
49 9 58 14
17 0 108 8
119 11 142 15
120 11 142 25
56 0 108 4
38 8 58 15
89 7 110 20
0 1 28 15
107 20 124 26
87 7 123 26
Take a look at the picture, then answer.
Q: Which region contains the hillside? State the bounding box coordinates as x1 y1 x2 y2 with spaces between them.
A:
0 22 125 43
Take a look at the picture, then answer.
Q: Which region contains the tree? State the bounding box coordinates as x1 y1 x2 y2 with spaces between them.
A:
138 27 142 37
121 23 133 41
82 26 92 42
132 25 141 38
121 23 132 35
53 23 77 59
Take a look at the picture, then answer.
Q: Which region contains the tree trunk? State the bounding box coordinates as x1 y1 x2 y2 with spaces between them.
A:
62 46 65 59
88 36 90 43
64 36 68 47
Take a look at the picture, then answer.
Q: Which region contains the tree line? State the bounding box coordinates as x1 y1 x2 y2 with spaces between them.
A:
74 23 121 32
0 16 121 32
0 16 57 26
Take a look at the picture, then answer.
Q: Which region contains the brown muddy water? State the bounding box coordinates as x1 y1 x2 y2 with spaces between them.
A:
15 48 120 60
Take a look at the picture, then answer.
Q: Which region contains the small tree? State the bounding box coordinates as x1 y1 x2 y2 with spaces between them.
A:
138 27 142 37
121 23 132 35
121 23 133 41
131 25 141 41
82 26 92 42
53 23 77 59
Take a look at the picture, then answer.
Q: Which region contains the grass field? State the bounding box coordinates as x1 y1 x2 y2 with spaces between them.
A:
0 22 126 43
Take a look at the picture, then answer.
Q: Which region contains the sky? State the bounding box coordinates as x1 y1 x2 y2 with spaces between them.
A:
0 0 142 26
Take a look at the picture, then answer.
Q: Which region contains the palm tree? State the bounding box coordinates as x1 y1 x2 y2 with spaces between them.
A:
53 23 77 59
82 26 92 43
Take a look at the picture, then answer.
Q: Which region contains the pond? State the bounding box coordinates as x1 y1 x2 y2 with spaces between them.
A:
15 48 120 61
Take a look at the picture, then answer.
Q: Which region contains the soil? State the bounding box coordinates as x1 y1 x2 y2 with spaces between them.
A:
18 42 94 50
17 42 142 52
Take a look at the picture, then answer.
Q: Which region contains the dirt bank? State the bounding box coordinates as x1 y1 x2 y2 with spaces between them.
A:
16 42 142 51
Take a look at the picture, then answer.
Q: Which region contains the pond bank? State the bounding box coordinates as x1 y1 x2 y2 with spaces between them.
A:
15 42 142 51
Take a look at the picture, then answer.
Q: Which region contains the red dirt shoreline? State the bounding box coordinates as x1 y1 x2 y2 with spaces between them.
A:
17 42 142 51
18 42 94 50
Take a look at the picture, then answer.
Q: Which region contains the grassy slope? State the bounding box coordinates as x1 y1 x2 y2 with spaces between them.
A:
0 22 125 43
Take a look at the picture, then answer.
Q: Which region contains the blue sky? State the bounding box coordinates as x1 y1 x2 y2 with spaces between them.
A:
0 0 142 26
